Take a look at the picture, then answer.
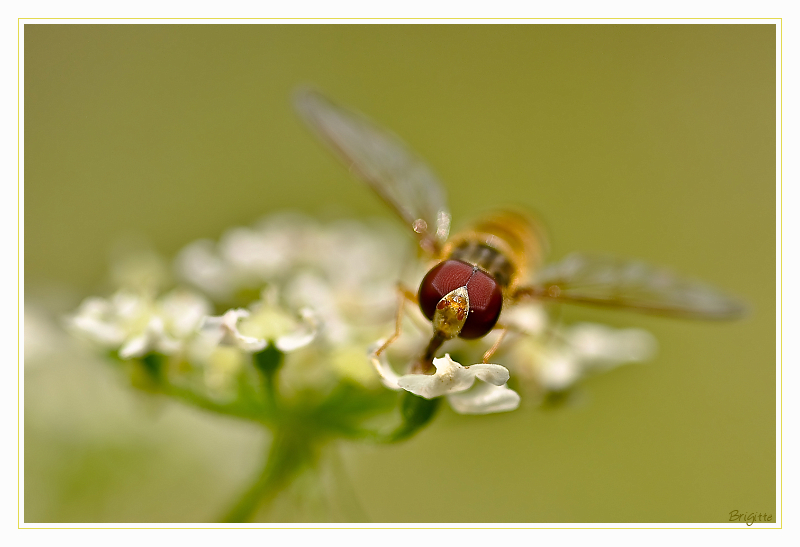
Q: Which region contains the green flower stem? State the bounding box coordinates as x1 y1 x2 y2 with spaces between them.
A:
221 428 314 523
160 382 270 424
381 391 441 442
131 353 280 425
333 391 441 443
253 344 283 417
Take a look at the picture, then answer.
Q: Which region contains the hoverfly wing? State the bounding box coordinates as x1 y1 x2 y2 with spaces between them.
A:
516 252 746 320
294 88 451 256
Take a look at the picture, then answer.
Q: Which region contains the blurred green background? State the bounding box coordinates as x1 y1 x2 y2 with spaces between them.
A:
24 24 776 523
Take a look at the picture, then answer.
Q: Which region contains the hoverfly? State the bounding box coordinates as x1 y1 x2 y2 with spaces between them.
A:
294 89 744 373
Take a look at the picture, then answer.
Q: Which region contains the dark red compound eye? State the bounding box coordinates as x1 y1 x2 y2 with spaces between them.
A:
418 260 504 339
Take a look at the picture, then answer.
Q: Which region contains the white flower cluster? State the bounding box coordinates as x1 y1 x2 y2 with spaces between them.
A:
69 289 212 359
67 214 412 396
174 213 408 333
67 212 657 413
501 303 657 395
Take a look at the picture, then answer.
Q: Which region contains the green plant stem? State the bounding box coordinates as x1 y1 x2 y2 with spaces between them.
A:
254 344 283 416
161 383 269 424
221 429 312 523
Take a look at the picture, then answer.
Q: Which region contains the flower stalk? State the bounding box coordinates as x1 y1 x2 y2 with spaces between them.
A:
221 428 315 523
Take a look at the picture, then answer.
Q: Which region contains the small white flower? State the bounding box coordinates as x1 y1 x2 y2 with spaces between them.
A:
119 316 181 359
159 289 214 339
68 289 212 359
200 309 267 353
69 296 128 347
200 292 321 355
509 322 657 392
396 357 509 398
273 308 318 352
370 347 520 415
284 272 351 344
566 323 657 369
242 288 320 351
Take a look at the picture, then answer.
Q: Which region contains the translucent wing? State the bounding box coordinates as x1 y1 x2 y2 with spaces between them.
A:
294 88 451 256
516 253 745 320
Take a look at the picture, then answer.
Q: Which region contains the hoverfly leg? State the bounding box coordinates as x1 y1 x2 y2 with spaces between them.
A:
374 283 418 357
481 327 508 363
481 320 530 363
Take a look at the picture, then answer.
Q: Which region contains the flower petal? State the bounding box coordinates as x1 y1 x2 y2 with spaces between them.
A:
468 363 511 386
201 309 267 353
118 316 182 359
68 299 127 347
447 383 521 415
118 316 163 359
396 354 511 399
275 307 318 352
536 347 581 391
368 340 402 391
119 334 149 360
501 302 548 335
567 323 657 369
159 289 212 338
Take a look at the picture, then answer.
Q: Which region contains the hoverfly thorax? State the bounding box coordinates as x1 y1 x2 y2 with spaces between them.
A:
440 210 549 293
417 210 548 342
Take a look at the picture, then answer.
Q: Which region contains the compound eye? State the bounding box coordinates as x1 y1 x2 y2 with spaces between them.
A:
459 269 503 339
418 260 475 320
418 260 504 339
